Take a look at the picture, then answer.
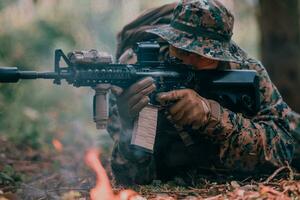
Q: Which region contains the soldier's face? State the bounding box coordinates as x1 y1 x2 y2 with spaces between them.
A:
169 46 219 70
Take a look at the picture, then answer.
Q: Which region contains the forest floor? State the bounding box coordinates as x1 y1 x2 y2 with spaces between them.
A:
1 134 300 200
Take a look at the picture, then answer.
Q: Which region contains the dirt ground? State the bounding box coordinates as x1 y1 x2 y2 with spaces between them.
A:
1 134 300 200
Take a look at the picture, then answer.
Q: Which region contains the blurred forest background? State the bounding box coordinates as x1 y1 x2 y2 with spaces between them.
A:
0 0 299 159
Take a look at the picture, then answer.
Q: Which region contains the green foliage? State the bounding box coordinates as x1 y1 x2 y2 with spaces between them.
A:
0 0 16 11
0 12 79 146
0 20 75 68
0 1 94 148
0 165 23 186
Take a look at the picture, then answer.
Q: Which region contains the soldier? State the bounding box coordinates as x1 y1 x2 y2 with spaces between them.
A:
107 0 300 185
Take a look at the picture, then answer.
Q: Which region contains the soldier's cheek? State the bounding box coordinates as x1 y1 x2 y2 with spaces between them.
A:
192 58 219 70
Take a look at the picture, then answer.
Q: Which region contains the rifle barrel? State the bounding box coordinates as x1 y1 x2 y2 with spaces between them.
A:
0 67 70 83
19 71 59 79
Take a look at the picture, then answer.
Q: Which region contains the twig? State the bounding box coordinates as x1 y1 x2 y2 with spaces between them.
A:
204 194 222 200
263 166 287 184
285 161 294 180
30 173 62 185
263 182 281 187
45 187 91 193
292 172 300 179
241 176 252 183
20 183 60 200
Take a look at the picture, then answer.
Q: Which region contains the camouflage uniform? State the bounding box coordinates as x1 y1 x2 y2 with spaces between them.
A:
107 0 300 185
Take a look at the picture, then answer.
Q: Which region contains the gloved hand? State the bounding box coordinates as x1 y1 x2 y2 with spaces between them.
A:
157 89 220 130
111 77 156 129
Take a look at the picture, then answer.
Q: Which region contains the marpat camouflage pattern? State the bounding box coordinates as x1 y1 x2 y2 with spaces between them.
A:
106 0 300 185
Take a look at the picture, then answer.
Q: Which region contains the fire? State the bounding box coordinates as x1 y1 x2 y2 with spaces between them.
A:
52 138 63 152
85 149 143 200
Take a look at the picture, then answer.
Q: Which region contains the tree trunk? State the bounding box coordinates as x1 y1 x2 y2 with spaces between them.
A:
258 0 300 112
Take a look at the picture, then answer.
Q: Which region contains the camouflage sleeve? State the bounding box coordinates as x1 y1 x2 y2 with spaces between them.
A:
203 59 296 171
291 112 300 167
107 84 156 185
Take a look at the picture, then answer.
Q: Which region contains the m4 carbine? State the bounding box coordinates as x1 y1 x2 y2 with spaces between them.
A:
0 42 260 129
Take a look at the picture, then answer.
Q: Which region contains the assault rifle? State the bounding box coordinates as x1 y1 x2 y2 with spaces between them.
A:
0 42 260 129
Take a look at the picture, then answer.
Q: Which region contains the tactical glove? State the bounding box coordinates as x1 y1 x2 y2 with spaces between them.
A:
157 89 221 130
111 77 156 128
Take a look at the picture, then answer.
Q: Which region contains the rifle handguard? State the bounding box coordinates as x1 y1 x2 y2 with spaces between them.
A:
68 50 114 129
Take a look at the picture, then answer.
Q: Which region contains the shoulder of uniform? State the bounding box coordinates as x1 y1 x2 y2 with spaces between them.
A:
244 57 264 68
228 57 268 75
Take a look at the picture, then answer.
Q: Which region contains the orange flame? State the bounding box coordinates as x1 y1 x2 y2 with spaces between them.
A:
85 149 142 200
52 139 63 152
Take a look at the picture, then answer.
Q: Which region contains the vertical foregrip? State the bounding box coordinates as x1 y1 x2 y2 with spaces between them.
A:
93 84 111 129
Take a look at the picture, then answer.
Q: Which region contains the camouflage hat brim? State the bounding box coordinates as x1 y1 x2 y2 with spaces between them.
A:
146 25 248 64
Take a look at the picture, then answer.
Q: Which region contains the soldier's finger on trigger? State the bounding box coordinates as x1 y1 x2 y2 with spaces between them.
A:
130 96 150 115
172 103 194 124
158 89 186 102
156 92 167 103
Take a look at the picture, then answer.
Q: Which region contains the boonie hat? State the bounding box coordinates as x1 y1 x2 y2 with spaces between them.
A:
146 0 248 63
